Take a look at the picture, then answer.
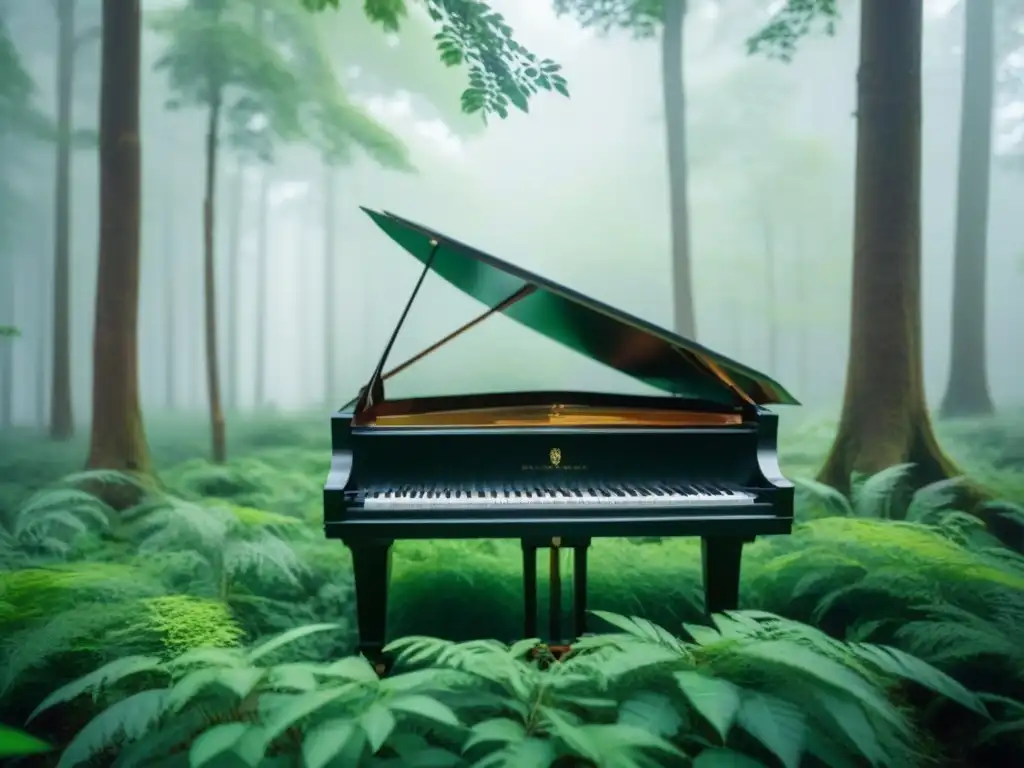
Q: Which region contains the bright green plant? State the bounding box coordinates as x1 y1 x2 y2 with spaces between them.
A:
27 611 988 767
0 723 51 758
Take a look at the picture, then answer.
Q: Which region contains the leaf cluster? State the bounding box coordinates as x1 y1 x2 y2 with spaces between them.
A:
552 0 665 40
745 0 840 62
27 608 989 767
301 0 569 118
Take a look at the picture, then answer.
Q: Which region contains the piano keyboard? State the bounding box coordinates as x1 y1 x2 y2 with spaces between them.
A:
359 483 754 511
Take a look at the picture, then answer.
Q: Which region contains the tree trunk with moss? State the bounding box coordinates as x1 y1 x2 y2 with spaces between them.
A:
817 0 961 494
86 0 152 477
939 0 995 419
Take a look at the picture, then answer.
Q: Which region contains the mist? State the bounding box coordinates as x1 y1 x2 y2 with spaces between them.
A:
2 0 1022 431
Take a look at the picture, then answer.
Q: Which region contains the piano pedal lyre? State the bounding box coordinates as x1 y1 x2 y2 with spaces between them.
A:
521 535 590 650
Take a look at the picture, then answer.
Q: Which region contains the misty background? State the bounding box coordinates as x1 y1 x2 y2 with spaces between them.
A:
2 0 1022 428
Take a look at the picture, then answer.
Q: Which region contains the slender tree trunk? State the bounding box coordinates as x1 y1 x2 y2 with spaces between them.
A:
817 0 960 493
757 198 778 374
939 0 995 418
254 167 269 408
793 224 808 401
226 162 243 411
50 0 76 440
662 0 696 339
86 0 151 476
0 255 13 429
163 193 176 410
203 94 227 463
323 162 337 405
36 225 50 428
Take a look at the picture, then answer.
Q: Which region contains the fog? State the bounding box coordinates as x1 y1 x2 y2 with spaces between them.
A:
2 0 1022 430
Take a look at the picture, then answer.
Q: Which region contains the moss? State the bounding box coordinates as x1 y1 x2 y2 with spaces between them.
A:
140 595 245 655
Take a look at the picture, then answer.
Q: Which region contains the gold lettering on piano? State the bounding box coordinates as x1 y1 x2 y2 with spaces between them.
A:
549 447 562 467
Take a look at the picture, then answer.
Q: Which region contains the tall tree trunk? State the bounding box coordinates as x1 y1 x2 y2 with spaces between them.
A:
323 162 337 405
203 95 227 463
0 255 13 429
50 0 76 440
662 0 695 339
86 0 151 475
793 224 808 401
939 0 995 418
254 168 269 408
36 225 50 428
757 197 778 374
817 0 960 493
163 193 176 410
226 162 243 411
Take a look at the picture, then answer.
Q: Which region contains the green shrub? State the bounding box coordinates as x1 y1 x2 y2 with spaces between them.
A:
27 612 990 768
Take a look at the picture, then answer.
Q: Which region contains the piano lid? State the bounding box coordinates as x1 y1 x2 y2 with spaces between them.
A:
362 207 799 407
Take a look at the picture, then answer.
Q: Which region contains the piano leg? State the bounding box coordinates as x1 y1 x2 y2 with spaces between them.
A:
521 541 538 638
700 536 750 615
572 540 590 637
344 538 394 667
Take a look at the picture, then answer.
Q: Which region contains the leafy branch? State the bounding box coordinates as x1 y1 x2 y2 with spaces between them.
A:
300 0 569 118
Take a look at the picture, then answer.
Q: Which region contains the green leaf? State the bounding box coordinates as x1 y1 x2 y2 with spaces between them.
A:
360 702 396 752
852 464 913 518
794 477 853 516
28 656 164 722
189 723 249 767
302 719 359 768
462 717 527 752
737 693 807 768
321 655 381 683
247 624 342 663
673 670 741 741
0 725 52 757
617 692 683 738
388 695 460 727
56 689 170 768
261 687 356 744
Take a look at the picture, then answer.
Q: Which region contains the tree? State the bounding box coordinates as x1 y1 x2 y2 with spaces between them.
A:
49 0 101 441
553 0 695 337
749 0 964 493
270 0 413 404
86 0 151 476
153 0 304 463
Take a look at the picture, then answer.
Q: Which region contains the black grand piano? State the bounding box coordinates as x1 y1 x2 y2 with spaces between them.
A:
324 208 799 663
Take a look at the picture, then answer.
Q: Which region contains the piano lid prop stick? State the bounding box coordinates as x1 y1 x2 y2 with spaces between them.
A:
549 537 562 645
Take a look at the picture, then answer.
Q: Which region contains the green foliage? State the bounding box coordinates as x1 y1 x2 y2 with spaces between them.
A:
0 326 17 337
152 0 305 162
746 0 841 61
0 723 51 757
552 0 666 39
301 0 569 118
27 610 985 767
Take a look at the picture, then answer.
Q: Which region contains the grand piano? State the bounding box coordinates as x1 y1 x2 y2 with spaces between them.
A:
324 208 799 664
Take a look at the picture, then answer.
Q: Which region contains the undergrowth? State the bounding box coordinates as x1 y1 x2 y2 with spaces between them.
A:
0 411 1022 765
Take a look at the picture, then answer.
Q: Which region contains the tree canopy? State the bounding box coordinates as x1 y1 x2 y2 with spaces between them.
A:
300 0 569 118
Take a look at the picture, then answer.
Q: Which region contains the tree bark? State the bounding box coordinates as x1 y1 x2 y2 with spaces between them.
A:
226 162 243 411
0 254 13 429
662 0 696 339
36 226 50 428
757 197 778 375
323 162 337 405
163 190 176 410
254 167 269 408
49 0 76 440
938 0 995 418
203 94 227 463
817 0 961 493
86 0 151 476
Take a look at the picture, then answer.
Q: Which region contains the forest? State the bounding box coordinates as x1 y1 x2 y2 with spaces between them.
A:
1 0 1023 765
